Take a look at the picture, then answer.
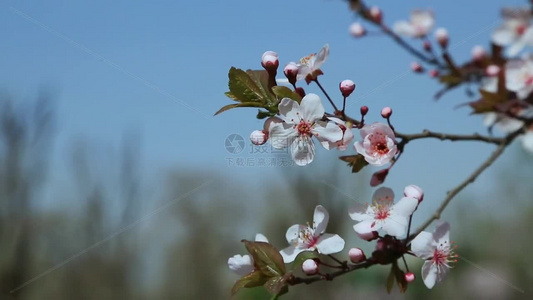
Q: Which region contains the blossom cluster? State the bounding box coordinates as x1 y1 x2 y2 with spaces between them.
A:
251 45 399 167
218 1 533 297
228 185 457 291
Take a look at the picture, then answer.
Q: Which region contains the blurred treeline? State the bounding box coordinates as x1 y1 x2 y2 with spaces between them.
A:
0 93 532 299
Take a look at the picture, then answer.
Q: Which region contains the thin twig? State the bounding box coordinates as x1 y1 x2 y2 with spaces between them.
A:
314 79 340 112
396 130 505 145
287 260 376 285
408 129 522 240
328 254 348 269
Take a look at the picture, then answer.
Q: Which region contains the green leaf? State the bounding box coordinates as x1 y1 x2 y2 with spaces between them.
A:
339 154 369 173
214 102 265 115
269 286 288 300
257 110 276 119
469 89 507 114
386 267 395 294
392 262 408 293
243 240 286 278
291 251 320 271
231 271 268 296
226 67 264 103
264 276 287 296
224 92 242 102
246 70 277 106
438 73 463 86
219 68 278 115
271 86 302 103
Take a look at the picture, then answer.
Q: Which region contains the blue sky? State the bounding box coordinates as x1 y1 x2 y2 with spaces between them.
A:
0 0 529 221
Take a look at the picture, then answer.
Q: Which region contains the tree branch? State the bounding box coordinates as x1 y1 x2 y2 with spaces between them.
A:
287 260 376 285
288 128 521 288
408 129 522 240
395 130 505 146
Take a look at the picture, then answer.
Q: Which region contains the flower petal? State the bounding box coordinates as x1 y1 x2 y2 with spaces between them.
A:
421 261 438 289
411 10 434 34
314 121 344 147
296 65 311 81
392 197 418 218
354 219 380 235
313 44 329 70
300 93 325 122
410 231 434 259
313 205 329 235
354 141 365 155
382 215 408 237
348 202 371 221
433 221 450 245
393 21 416 37
228 254 254 276
373 187 395 206
290 136 315 166
269 122 297 149
521 131 533 154
492 26 516 45
280 245 304 263
285 224 302 243
326 116 344 125
316 233 345 255
255 233 268 243
483 112 498 127
508 39 526 57
278 98 300 124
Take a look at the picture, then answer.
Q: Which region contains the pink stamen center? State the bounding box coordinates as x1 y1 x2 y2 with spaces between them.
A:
296 120 312 136
373 142 389 154
368 132 390 155
298 226 318 248
525 75 533 86
431 240 458 272
517 24 527 35
371 203 390 220
299 53 315 65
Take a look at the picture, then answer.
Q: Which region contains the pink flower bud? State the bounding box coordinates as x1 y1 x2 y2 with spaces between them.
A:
284 62 299 85
381 107 392 118
357 231 378 241
369 6 382 23
423 41 432 52
434 28 449 48
302 259 318 275
485 65 501 77
411 62 424 73
340 79 356 97
404 184 424 202
261 51 279 71
349 22 366 37
471 45 486 62
250 130 268 145
360 106 369 116
405 272 416 283
429 69 439 78
348 248 366 263
370 169 389 186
